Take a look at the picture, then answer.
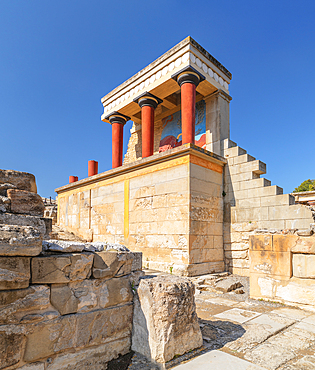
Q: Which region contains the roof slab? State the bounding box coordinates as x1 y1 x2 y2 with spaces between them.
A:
101 36 232 125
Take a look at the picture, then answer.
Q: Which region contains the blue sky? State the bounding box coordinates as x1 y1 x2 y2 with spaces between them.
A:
0 1 314 197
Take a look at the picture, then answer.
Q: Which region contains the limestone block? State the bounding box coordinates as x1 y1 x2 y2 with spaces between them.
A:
68 275 132 312
293 254 315 278
238 177 271 190
92 251 134 279
239 160 266 175
0 195 10 212
0 224 42 256
250 250 291 277
249 234 272 251
42 240 85 253
32 253 93 284
45 337 130 370
0 169 37 192
273 234 298 252
0 285 58 325
0 328 25 369
23 304 133 362
0 213 48 238
225 250 248 259
50 284 79 315
0 256 30 290
132 275 202 364
7 189 45 216
291 236 315 254
228 258 250 269
260 194 295 207
131 251 142 271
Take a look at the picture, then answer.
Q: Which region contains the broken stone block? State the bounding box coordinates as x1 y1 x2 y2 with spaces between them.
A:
0 285 58 325
0 224 42 256
0 169 37 192
0 329 25 369
7 189 45 216
215 276 243 293
0 213 49 238
291 236 315 254
0 182 17 196
92 251 134 279
32 253 93 284
0 195 10 212
132 275 203 364
50 284 79 315
43 240 85 253
0 256 30 290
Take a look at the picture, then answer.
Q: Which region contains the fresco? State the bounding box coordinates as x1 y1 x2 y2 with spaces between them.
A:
159 100 206 151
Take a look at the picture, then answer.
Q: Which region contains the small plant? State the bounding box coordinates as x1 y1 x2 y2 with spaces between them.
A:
170 266 173 274
131 281 136 293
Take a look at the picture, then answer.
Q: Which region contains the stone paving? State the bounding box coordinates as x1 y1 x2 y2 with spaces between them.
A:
128 270 315 369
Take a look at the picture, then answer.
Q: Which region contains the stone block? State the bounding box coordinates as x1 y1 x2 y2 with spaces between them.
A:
0 329 25 369
225 250 248 259
50 284 79 315
131 251 142 271
132 275 202 364
32 253 93 284
273 234 298 252
238 177 271 190
0 213 48 238
92 251 134 279
291 236 315 254
250 250 291 277
0 285 58 325
23 304 133 362
0 182 17 196
293 254 315 278
0 256 30 290
0 224 42 256
260 194 295 207
239 160 266 175
0 195 10 212
250 234 272 251
0 169 37 192
7 189 45 216
43 240 85 253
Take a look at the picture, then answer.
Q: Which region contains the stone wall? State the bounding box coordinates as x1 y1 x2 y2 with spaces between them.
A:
0 238 142 370
56 145 226 276
249 231 315 309
222 139 314 276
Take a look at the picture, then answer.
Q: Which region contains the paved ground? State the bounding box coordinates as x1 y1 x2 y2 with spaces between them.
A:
128 270 315 370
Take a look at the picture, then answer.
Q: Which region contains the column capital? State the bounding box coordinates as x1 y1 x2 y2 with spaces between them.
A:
172 66 205 87
105 111 130 125
133 92 163 109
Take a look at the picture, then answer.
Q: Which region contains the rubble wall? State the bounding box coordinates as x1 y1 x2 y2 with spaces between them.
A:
0 244 142 370
249 233 315 309
56 145 226 276
222 139 314 277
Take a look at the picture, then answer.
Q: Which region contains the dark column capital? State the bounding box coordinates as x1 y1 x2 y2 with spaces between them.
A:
105 111 130 125
172 66 205 87
134 92 163 109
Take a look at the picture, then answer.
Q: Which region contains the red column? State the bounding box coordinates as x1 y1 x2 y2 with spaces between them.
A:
88 160 98 176
69 176 78 183
181 82 196 145
112 122 124 168
107 113 129 169
141 105 155 158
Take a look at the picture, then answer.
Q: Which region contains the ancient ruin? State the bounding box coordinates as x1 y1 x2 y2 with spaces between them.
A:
2 37 315 369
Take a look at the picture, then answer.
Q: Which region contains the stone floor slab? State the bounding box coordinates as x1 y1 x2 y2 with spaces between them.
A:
302 314 315 326
214 308 261 324
270 307 311 321
295 321 315 334
204 297 239 307
173 350 268 369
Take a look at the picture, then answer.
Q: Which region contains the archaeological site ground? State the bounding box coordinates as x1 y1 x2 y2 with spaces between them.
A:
1 37 315 370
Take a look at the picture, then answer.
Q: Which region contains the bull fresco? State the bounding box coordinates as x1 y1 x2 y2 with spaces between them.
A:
159 99 206 151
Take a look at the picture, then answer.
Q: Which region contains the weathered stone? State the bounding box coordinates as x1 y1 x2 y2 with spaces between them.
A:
0 224 42 256
7 189 45 216
132 275 203 364
131 251 142 271
0 256 30 290
32 253 93 284
296 229 313 236
293 254 315 278
51 284 79 315
68 275 133 313
0 329 25 369
0 212 48 238
0 195 10 212
43 239 85 253
291 236 315 254
0 182 17 196
23 304 133 362
215 277 243 293
46 337 130 370
105 243 130 252
84 241 105 252
0 169 37 192
0 285 58 325
19 363 45 370
93 251 134 279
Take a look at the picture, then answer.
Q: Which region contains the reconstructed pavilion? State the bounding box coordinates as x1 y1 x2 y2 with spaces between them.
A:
56 37 314 281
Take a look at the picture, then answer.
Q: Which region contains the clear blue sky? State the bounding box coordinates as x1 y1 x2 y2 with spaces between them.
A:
1 1 314 197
